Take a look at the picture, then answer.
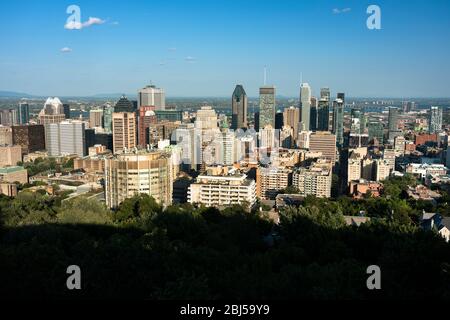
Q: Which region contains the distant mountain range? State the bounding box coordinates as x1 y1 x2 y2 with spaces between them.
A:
0 91 37 98
0 91 137 100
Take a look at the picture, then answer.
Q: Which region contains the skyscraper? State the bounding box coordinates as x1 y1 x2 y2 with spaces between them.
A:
38 97 66 125
17 102 29 125
320 87 331 102
317 98 330 131
368 122 384 145
89 109 104 128
388 107 399 132
231 85 248 130
309 132 337 163
138 106 157 147
310 104 317 131
45 120 86 157
112 112 137 154
429 106 443 134
63 104 71 119
114 95 135 113
332 98 344 147
138 84 165 110
299 83 311 131
103 104 114 133
259 86 276 129
283 107 300 138
12 125 45 154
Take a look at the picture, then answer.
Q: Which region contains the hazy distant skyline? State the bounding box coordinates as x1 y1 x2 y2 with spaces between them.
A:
1 0 450 97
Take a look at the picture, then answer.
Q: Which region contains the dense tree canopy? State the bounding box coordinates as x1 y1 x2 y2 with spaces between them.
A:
0 182 449 299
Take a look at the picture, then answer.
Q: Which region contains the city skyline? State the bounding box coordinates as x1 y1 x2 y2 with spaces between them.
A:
1 0 450 98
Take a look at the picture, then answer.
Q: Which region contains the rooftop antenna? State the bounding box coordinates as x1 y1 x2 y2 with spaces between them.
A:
300 72 303 85
263 66 267 86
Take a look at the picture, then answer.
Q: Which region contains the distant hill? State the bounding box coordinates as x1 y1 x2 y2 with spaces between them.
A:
0 91 36 98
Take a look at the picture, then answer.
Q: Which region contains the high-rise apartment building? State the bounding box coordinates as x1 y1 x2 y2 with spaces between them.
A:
293 159 332 198
45 120 86 157
259 86 276 129
299 83 311 131
375 159 391 181
104 150 173 208
309 132 337 162
138 85 165 110
429 106 443 134
256 167 292 200
231 85 248 130
112 112 137 154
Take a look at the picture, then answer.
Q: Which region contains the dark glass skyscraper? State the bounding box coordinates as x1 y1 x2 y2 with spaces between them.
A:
317 98 329 131
17 102 30 124
332 98 344 147
114 95 135 113
388 107 399 132
310 105 317 131
231 85 248 130
63 104 71 119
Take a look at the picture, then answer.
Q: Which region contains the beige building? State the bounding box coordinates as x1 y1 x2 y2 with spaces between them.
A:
188 167 256 209
309 132 336 162
112 112 136 154
0 126 13 145
347 157 362 184
74 157 105 173
0 166 28 184
0 145 22 167
375 159 391 181
0 182 18 197
293 159 332 198
104 150 173 208
89 109 104 128
283 106 300 138
256 167 292 200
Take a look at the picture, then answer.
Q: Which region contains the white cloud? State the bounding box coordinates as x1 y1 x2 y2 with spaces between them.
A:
185 56 197 63
83 17 105 27
65 17 105 30
60 47 72 53
168 47 177 52
111 21 119 26
333 7 351 14
64 21 83 30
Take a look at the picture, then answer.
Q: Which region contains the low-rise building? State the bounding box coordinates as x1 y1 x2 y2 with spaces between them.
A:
0 145 22 167
0 166 28 184
349 179 383 199
188 167 256 209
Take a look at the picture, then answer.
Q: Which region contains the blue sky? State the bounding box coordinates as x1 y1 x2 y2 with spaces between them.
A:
0 0 449 97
